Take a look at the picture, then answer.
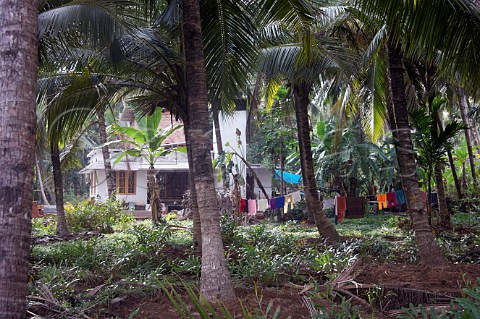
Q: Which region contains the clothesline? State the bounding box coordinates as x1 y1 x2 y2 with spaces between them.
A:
238 191 302 216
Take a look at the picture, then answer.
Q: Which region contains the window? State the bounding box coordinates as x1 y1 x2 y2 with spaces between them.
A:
157 172 189 199
114 171 136 194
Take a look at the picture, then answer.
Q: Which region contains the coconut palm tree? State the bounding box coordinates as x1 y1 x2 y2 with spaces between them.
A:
0 1 150 316
38 0 149 203
257 0 356 241
39 70 123 236
383 42 448 266
114 0 256 299
182 0 236 302
0 1 38 318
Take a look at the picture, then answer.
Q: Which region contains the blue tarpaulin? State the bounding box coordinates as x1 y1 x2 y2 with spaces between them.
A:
274 169 302 185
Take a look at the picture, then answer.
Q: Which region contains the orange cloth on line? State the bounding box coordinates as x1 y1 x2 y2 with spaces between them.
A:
377 193 387 210
335 196 347 222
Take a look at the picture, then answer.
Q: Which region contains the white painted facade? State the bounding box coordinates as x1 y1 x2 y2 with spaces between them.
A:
80 148 188 207
213 109 272 199
250 165 273 199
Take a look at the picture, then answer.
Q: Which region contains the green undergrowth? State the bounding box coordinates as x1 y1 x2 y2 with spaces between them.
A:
28 204 480 318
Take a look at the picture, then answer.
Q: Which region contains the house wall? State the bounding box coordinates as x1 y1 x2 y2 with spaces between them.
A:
251 167 273 199
93 170 107 199
214 110 247 196
118 170 148 205
92 169 149 206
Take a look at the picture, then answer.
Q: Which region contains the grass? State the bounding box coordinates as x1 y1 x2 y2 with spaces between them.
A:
336 212 409 238
28 202 480 318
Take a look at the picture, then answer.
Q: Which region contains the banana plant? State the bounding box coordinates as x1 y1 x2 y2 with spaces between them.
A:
107 108 185 223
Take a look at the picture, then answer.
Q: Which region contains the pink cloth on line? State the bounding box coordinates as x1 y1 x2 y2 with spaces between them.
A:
248 199 257 216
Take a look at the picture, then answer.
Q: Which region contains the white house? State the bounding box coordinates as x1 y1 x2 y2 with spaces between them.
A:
79 147 189 211
80 108 189 211
80 105 272 211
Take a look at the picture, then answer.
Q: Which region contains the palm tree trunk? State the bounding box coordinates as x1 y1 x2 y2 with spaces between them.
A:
182 0 235 301
0 1 37 316
386 43 448 266
184 121 202 254
293 81 340 242
431 112 452 226
97 108 115 196
455 85 477 187
51 143 69 237
437 114 463 199
465 96 480 147
434 163 451 228
246 74 262 144
447 150 462 199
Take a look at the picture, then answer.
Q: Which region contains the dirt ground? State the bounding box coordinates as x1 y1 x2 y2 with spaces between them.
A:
100 262 480 319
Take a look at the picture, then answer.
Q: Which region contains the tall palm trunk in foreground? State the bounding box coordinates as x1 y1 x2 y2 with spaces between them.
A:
386 43 447 266
293 81 340 242
0 1 38 317
182 0 235 301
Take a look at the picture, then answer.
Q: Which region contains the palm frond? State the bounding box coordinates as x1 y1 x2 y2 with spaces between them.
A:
202 0 258 109
256 0 315 29
357 0 480 90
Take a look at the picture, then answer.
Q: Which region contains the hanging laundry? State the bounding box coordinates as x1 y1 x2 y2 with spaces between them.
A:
284 194 294 212
420 191 427 203
377 194 387 210
291 191 302 203
257 199 269 212
323 198 335 210
239 198 247 213
395 189 406 205
334 196 347 222
386 192 397 208
275 196 285 210
345 197 366 219
269 198 277 210
247 199 257 216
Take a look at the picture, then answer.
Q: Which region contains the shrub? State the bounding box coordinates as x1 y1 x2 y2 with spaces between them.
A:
220 214 240 246
32 216 57 236
65 197 134 233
